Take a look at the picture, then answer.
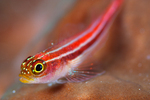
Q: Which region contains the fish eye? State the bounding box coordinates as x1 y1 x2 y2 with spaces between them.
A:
34 63 44 74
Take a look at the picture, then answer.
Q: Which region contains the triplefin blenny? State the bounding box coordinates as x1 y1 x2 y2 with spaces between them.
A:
19 0 123 84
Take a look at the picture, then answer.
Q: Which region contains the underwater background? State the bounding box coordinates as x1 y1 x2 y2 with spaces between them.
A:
0 0 150 99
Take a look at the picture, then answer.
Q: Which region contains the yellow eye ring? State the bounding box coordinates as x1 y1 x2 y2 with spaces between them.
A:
34 63 44 73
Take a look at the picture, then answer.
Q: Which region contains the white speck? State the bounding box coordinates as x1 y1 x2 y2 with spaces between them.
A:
100 81 102 83
25 69 28 71
138 63 142 67
48 83 53 87
147 55 150 60
12 90 16 93
51 43 54 45
27 71 30 74
86 82 88 84
139 88 141 90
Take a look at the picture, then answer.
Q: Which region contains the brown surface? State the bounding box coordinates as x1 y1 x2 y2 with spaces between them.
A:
1 0 150 100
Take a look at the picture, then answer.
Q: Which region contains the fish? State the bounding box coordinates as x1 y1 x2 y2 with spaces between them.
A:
19 0 123 84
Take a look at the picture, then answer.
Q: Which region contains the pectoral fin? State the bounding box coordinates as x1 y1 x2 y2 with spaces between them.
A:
57 64 105 83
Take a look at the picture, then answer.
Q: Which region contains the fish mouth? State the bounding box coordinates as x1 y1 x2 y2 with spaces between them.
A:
19 74 34 83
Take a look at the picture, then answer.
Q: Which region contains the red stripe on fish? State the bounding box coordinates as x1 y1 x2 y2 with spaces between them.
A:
19 0 123 84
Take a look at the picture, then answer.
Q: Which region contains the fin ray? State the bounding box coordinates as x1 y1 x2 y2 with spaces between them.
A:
65 64 105 82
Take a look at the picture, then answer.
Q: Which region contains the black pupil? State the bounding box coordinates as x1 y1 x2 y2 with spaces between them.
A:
36 64 42 71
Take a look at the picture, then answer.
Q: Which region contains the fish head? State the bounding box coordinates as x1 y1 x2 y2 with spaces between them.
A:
19 56 52 84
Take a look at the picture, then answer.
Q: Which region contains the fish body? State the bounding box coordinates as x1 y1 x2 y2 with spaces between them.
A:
19 0 123 84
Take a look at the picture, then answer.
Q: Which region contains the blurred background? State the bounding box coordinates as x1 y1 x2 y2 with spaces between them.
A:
0 0 76 98
1 0 150 99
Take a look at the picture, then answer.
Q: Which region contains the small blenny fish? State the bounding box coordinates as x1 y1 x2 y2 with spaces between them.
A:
19 0 123 84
